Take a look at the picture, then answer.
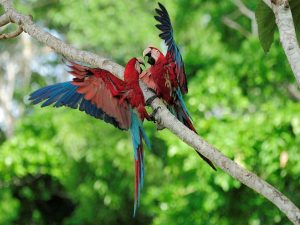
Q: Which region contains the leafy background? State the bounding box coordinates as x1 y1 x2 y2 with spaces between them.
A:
0 0 300 224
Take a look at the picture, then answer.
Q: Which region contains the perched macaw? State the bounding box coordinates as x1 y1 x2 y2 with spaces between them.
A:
29 58 150 215
141 3 216 170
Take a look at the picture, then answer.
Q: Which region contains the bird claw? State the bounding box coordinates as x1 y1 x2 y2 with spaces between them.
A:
149 106 161 122
156 123 165 130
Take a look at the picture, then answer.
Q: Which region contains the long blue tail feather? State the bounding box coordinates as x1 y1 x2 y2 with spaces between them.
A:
130 109 150 217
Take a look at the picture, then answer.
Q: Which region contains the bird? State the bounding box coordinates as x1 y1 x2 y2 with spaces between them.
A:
29 57 151 215
140 2 216 170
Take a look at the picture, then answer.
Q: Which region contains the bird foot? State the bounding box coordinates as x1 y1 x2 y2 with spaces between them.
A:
156 123 165 130
146 95 157 106
149 106 161 121
150 107 165 130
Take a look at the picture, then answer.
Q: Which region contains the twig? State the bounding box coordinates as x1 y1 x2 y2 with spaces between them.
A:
0 1 23 39
231 0 258 35
1 0 300 224
222 16 252 37
0 25 23 39
232 0 255 20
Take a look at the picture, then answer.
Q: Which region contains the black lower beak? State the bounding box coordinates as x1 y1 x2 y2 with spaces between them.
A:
144 53 155 66
147 56 155 66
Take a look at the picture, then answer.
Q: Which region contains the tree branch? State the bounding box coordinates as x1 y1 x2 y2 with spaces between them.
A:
263 0 272 8
222 16 252 37
0 13 9 26
0 1 23 39
0 25 23 39
287 83 300 101
231 0 258 36
262 0 300 86
1 1 300 224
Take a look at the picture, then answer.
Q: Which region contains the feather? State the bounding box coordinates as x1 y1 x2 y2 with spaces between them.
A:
30 59 151 216
29 82 127 130
155 2 188 94
130 109 150 216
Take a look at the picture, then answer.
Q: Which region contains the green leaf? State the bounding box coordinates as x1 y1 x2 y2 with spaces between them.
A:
290 0 300 45
255 1 276 53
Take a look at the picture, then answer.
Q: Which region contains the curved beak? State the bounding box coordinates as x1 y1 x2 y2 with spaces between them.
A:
136 57 145 67
143 47 151 58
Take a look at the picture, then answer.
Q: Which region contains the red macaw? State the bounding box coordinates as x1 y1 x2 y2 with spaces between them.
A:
29 58 150 215
141 3 216 170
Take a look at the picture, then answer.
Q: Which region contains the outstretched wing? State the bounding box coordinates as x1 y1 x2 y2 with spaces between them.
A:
29 62 131 130
155 2 188 94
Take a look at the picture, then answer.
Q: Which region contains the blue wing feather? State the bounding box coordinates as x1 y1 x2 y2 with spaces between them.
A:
29 82 123 130
176 88 192 120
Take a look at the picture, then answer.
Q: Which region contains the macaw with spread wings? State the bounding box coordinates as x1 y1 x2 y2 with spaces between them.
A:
141 3 216 170
29 58 150 215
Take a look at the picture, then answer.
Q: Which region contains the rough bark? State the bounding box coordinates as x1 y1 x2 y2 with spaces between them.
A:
1 1 300 224
263 0 300 86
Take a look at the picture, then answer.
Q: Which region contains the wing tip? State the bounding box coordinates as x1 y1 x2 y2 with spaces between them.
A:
157 2 166 12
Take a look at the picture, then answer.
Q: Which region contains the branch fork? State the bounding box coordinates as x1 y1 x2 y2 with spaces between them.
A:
0 4 26 40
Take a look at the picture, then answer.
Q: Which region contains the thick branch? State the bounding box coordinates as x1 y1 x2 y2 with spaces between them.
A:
145 94 300 224
1 1 300 224
0 0 124 79
0 13 9 26
263 0 300 86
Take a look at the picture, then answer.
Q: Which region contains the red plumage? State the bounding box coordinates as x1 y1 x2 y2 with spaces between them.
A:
69 58 149 125
141 47 216 171
66 58 151 214
141 47 193 128
30 57 151 215
141 50 177 104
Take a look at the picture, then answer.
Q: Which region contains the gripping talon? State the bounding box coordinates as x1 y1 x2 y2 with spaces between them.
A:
149 106 161 121
146 95 157 105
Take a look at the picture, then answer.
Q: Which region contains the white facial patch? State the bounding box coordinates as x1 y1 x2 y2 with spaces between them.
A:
151 49 160 62
135 61 141 73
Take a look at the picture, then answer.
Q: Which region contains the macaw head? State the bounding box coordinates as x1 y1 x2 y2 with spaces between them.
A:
124 57 145 83
143 46 163 66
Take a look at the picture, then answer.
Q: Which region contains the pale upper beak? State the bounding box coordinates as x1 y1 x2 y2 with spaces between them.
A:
136 57 145 67
143 47 152 58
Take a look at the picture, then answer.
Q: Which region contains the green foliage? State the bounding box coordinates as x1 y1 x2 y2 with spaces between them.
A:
255 1 276 53
290 0 300 45
255 0 300 52
1 0 300 225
